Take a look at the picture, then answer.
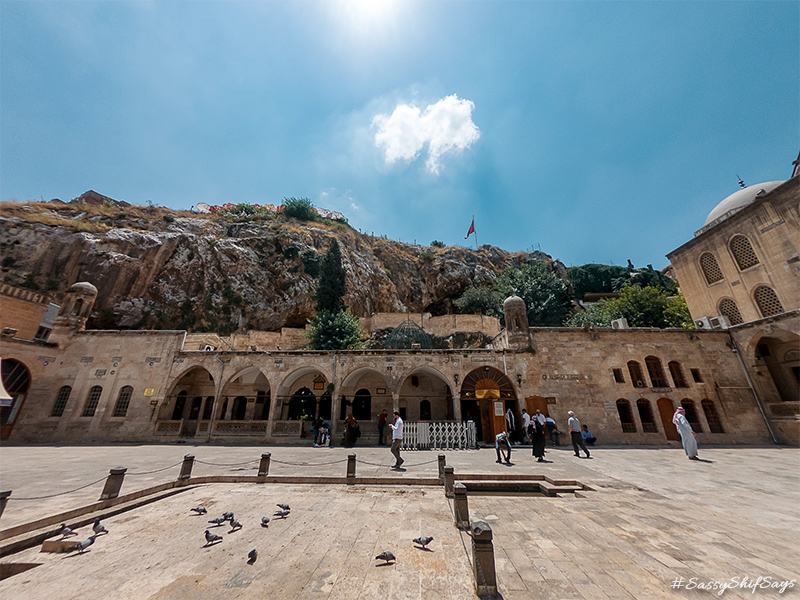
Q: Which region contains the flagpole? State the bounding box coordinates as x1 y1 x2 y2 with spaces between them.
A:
473 215 478 250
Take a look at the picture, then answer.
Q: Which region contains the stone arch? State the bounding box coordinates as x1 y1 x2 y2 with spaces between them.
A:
275 366 332 421
460 366 516 442
0 357 31 439
162 366 215 422
747 329 800 403
219 366 272 421
397 365 454 423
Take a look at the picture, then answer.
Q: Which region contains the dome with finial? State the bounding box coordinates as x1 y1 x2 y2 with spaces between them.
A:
703 181 784 227
503 295 525 311
385 320 432 350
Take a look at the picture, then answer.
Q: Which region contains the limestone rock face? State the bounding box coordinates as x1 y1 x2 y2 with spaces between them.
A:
0 213 564 333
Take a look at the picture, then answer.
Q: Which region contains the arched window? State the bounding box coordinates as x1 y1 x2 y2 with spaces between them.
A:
718 298 743 325
51 386 72 417
627 361 646 388
112 386 133 417
729 235 759 270
232 396 248 420
754 286 784 318
288 388 316 420
636 399 657 432
645 356 668 388
420 400 432 421
172 390 187 420
70 298 84 317
699 252 723 284
81 386 103 417
668 362 688 388
353 389 371 421
616 399 636 433
202 396 214 420
188 396 203 420
702 400 724 433
680 399 703 432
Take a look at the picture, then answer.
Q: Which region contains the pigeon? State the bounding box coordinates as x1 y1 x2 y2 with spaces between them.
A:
413 536 434 549
247 549 258 564
229 519 242 532
208 516 226 525
273 509 290 519
375 551 396 564
68 535 97 553
260 517 270 527
222 512 235 522
58 524 77 538
190 506 208 515
204 530 222 545
276 504 290 511
92 519 108 535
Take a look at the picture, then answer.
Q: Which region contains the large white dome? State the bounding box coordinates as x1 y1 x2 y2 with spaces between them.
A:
704 181 785 226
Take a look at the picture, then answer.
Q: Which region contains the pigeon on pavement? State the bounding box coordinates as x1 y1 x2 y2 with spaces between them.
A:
68 535 97 553
375 551 396 564
229 520 242 532
58 524 77 538
208 516 226 525
276 504 290 511
260 517 270 527
273 509 290 519
190 506 208 515
247 549 258 564
413 536 434 549
92 519 108 535
204 530 222 545
222 512 235 522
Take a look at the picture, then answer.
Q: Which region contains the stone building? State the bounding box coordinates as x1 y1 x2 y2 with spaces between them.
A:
0 164 797 447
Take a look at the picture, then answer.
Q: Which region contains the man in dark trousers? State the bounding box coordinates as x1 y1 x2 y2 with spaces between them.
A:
390 411 404 468
377 409 388 445
567 410 590 458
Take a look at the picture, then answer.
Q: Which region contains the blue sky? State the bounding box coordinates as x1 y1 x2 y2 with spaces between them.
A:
1 1 797 269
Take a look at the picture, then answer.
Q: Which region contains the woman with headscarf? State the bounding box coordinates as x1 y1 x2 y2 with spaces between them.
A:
531 414 547 462
673 407 699 460
343 414 358 448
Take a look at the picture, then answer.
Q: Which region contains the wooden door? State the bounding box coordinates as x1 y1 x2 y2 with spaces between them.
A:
657 398 680 441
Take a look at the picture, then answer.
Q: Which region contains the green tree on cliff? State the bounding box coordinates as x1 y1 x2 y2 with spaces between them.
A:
314 239 346 313
494 262 572 326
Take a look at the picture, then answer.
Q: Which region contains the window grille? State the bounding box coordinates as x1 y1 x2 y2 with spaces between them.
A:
681 399 703 432
702 399 724 433
51 386 72 417
636 399 658 433
699 252 723 284
645 356 668 388
729 235 759 270
718 298 743 325
616 399 636 433
81 386 103 417
627 361 645 387
754 286 783 318
668 361 688 388
612 368 625 383
690 369 703 383
112 386 133 417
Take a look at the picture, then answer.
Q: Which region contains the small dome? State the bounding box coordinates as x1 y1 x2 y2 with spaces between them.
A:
69 282 98 295
503 295 525 310
385 320 432 350
704 181 784 226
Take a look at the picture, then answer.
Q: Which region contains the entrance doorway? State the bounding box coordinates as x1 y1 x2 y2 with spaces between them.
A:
460 366 517 442
656 398 681 441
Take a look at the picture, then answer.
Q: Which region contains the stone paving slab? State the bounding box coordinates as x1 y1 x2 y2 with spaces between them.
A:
0 444 798 599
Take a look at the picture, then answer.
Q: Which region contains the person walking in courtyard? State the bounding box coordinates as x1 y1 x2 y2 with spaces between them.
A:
567 411 590 458
390 411 404 468
495 431 512 463
672 407 699 460
377 409 388 446
343 414 358 447
521 409 531 443
531 415 546 462
545 413 559 445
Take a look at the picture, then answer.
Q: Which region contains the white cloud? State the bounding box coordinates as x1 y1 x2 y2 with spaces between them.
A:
372 94 480 174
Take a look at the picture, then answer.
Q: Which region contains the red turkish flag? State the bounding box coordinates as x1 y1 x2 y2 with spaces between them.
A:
465 219 475 239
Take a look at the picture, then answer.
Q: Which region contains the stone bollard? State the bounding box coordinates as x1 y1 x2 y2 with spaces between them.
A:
438 453 446 481
178 454 195 481
0 490 10 520
258 452 271 478
444 465 455 498
99 467 127 500
471 521 498 597
453 483 470 529
346 453 356 483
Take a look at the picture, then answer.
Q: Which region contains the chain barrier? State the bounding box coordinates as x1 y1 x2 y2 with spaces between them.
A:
270 458 348 467
126 460 184 476
8 476 109 501
194 459 260 467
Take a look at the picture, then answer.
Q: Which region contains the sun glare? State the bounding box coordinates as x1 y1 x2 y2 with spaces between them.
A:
332 0 400 39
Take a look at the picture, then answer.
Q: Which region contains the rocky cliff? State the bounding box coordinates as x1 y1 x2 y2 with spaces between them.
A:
0 198 565 334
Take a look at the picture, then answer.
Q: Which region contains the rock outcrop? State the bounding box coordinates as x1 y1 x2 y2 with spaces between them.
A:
0 201 564 334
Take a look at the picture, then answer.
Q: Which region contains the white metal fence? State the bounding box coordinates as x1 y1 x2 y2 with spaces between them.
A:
401 420 477 450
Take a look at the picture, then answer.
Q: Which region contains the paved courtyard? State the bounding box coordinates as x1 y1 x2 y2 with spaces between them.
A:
0 443 798 599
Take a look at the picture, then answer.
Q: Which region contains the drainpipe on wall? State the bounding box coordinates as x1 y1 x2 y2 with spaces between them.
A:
729 333 778 445
206 355 225 444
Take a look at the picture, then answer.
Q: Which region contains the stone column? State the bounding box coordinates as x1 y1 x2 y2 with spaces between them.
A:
444 465 455 498
99 467 127 500
346 453 356 483
258 452 271 477
223 396 234 421
178 454 195 481
471 521 498 597
454 483 470 530
452 392 462 421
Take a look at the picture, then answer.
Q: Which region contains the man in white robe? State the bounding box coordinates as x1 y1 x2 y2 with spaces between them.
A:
672 407 699 460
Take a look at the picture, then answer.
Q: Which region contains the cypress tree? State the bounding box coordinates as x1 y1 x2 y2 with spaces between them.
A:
315 239 346 313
